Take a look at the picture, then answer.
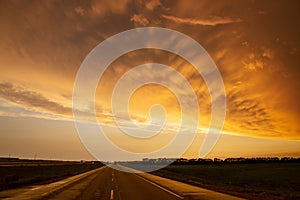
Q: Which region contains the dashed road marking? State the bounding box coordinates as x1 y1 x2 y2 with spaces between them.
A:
110 189 114 200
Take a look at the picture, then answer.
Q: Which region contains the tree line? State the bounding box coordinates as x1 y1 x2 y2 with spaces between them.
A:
171 157 300 164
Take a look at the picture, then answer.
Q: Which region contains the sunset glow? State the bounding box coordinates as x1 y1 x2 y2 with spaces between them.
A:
0 0 299 160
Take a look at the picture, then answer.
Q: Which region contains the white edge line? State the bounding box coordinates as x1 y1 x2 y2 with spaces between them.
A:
134 174 184 199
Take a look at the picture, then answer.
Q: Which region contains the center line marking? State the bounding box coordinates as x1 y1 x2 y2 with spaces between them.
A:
110 189 114 200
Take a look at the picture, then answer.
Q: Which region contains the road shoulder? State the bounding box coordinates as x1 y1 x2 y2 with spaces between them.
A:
116 164 244 200
0 166 106 200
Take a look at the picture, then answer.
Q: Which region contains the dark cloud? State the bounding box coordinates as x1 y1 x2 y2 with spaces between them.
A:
0 0 299 139
0 82 72 115
0 0 135 82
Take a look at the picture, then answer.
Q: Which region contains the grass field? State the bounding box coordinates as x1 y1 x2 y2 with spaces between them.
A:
0 162 103 190
152 163 300 199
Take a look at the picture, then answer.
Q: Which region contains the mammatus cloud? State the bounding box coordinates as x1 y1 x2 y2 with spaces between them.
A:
162 14 242 26
243 60 264 71
0 0 299 142
145 0 162 11
242 48 274 71
130 14 149 26
226 87 273 133
74 6 85 16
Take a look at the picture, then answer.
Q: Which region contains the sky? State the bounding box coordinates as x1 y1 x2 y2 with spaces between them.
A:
0 0 299 161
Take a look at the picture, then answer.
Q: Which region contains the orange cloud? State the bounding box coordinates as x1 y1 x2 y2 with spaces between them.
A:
145 0 162 11
0 0 299 143
161 15 242 26
130 14 149 26
0 82 72 116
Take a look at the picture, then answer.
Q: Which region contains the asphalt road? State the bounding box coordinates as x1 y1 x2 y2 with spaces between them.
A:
45 166 182 200
1 165 242 200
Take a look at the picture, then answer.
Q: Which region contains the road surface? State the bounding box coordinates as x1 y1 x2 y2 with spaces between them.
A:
45 166 181 200
1 165 243 200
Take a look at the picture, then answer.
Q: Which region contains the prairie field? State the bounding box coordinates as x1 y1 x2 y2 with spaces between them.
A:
152 163 300 199
0 161 103 190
